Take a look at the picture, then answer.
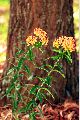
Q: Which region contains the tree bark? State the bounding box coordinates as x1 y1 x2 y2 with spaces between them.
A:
0 0 78 102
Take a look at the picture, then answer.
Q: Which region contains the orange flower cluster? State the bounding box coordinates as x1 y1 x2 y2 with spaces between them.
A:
26 28 49 46
34 28 49 45
53 36 76 52
26 35 37 46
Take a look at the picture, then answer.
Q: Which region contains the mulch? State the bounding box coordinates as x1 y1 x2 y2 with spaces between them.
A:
0 100 79 120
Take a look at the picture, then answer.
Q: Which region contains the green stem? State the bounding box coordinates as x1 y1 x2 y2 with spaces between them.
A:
48 58 61 76
35 82 44 102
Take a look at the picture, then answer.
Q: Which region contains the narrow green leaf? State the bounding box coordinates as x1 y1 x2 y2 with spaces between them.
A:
54 63 63 72
18 106 26 113
45 64 53 69
24 65 31 74
37 64 49 72
26 100 37 111
36 92 43 103
13 98 18 110
40 87 54 99
13 74 18 82
27 47 34 61
38 67 49 72
52 49 62 53
52 69 65 78
15 49 24 56
30 85 40 95
16 84 21 91
65 54 72 63
41 92 47 99
51 55 60 60
6 83 15 95
29 112 37 120
45 76 51 85
36 77 45 82
7 67 17 75
17 92 22 104
17 57 25 70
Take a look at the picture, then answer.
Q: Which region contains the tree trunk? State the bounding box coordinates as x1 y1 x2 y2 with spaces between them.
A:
0 0 78 102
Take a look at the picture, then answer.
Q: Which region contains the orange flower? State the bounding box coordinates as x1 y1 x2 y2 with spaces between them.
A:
53 39 60 48
40 37 49 45
34 28 49 45
26 35 37 46
53 36 76 52
26 28 49 46
34 28 47 37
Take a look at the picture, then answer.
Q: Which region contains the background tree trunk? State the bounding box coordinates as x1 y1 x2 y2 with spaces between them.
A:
0 0 78 102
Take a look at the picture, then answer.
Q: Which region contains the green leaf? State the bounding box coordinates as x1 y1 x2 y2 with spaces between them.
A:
17 92 22 104
13 74 18 82
38 64 49 72
27 47 34 61
54 62 63 71
52 49 62 53
45 76 51 85
38 64 53 71
34 41 42 48
26 100 37 111
18 99 37 113
41 92 47 99
65 51 72 63
19 73 24 77
29 112 37 120
15 49 24 56
6 83 15 95
7 67 17 75
45 64 53 69
40 87 54 99
16 84 21 91
51 55 60 60
65 54 72 63
36 77 45 83
30 85 40 95
13 97 18 110
52 69 65 78
24 65 31 75
38 67 49 72
36 92 43 103
17 57 25 70
18 106 26 113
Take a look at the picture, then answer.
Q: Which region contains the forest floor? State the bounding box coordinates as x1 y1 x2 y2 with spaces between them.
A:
0 100 79 120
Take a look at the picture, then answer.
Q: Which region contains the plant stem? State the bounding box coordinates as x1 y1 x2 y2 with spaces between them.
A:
48 58 61 76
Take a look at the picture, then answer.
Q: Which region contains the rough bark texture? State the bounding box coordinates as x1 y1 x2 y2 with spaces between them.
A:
0 0 78 102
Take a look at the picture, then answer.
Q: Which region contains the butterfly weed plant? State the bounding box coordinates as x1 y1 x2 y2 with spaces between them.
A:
4 28 76 119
